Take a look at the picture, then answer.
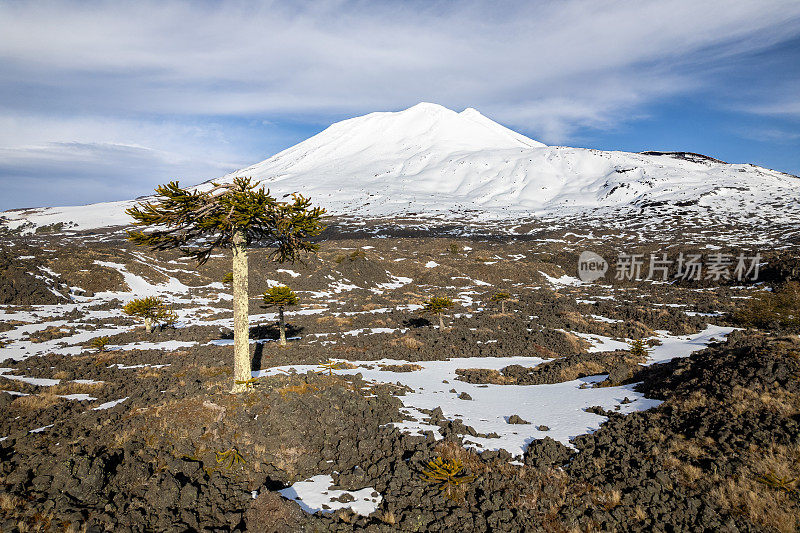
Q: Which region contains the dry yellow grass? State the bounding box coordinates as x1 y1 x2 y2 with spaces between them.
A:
557 361 606 382
278 382 319 398
378 510 397 525
667 434 706 460
136 367 163 379
713 479 798 533
591 456 607 472
11 392 62 410
25 326 75 343
678 463 703 486
50 381 104 395
512 466 569 512
729 385 799 417
196 365 232 379
434 440 485 475
389 335 424 351
676 390 710 411
378 363 423 372
316 315 353 326
593 489 621 510
0 494 58 533
632 505 646 521
127 396 227 442
0 379 25 392
712 443 800 533
272 444 309 477
644 426 666 443
557 331 591 354
0 492 24 512
661 452 703 487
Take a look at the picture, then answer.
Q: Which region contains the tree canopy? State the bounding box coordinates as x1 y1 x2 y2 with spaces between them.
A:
122 296 177 333
422 296 454 315
490 292 510 302
126 177 325 264
262 285 299 309
122 296 170 320
629 339 651 359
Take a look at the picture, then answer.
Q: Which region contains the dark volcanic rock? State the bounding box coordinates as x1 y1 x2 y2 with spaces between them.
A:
506 414 530 425
523 436 574 468
0 249 65 304
247 491 309 532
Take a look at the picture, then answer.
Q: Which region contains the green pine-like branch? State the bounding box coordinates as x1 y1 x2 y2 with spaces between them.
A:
126 177 326 264
262 285 299 308
422 296 454 315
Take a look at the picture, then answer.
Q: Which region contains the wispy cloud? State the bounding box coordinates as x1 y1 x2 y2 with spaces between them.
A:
1 0 800 208
734 127 800 144
744 99 800 117
0 141 239 209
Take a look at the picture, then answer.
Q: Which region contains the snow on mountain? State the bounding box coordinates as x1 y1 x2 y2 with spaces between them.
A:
3 102 799 231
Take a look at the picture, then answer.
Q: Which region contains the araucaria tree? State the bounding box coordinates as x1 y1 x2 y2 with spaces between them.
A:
262 285 298 346
122 296 176 333
629 339 651 360
490 291 511 314
126 177 325 393
422 296 454 329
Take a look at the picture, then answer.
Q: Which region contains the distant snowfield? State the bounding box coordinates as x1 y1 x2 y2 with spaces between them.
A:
3 103 799 232
253 324 731 457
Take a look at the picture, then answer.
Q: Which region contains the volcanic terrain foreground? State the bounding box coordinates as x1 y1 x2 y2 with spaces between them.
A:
1 221 799 531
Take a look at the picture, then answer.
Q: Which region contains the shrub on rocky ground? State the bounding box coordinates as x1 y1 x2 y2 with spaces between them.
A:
89 336 111 352
628 338 650 359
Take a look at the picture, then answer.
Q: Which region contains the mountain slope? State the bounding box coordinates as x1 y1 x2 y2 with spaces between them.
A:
3 102 799 231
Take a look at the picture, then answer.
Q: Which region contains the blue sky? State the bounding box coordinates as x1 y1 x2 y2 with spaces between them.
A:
1 0 799 210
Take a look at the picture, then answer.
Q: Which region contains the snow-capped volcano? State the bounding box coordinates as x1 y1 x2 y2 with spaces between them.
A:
254 102 546 164
3 102 799 231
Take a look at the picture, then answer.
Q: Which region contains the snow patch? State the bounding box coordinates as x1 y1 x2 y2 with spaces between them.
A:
278 475 382 516
91 397 129 410
255 357 660 456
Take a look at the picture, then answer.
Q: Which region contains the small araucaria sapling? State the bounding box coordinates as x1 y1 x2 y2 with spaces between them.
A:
421 296 454 330
261 285 299 346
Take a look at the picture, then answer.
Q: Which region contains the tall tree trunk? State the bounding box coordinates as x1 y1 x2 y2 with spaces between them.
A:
438 314 444 329
278 307 286 346
231 229 250 393
144 317 153 334
501 301 505 314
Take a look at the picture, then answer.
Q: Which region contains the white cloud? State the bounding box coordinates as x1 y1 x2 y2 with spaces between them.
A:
0 111 288 210
744 100 800 117
734 126 800 144
2 0 799 127
0 141 238 209
1 0 799 207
